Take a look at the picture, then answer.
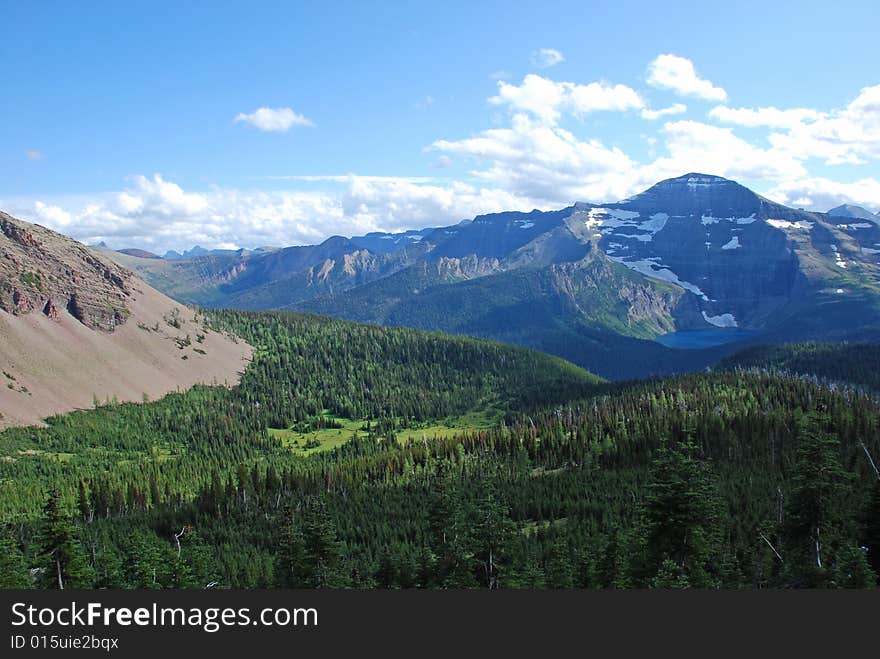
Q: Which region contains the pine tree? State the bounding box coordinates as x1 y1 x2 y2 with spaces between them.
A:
0 526 30 588
545 536 575 589
36 491 93 589
783 413 854 587
471 484 516 589
637 439 723 588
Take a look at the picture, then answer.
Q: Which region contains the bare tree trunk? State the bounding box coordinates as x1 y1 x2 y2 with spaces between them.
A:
759 533 784 563
815 526 822 569
173 527 187 559
55 551 64 590
861 441 880 481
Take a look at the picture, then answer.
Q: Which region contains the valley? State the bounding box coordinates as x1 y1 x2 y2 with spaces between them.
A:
1 183 879 591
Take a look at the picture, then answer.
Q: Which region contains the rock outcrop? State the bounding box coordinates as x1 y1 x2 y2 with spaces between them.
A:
1 211 133 331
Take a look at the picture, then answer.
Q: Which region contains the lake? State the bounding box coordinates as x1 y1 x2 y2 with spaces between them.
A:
655 329 759 350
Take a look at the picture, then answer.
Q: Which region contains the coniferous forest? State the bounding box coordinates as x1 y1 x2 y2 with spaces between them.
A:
1 312 878 589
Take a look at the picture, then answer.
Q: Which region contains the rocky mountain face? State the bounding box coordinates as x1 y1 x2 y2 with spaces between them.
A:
0 212 252 427
100 174 880 378
1 211 133 331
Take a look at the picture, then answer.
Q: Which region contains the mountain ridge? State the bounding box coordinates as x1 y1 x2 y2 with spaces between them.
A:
46 173 880 378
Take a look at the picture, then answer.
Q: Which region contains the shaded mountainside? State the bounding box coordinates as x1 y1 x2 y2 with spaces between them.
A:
97 174 880 379
719 342 880 391
827 204 879 222
0 212 252 427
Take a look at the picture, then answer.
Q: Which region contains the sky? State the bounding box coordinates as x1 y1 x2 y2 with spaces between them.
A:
2 0 879 253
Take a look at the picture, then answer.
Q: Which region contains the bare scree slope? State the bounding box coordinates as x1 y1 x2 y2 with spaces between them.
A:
0 211 252 427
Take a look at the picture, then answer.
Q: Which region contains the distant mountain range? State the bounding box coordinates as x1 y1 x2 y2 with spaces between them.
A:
102 173 880 378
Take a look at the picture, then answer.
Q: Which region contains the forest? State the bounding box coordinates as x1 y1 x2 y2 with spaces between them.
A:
1 314 878 589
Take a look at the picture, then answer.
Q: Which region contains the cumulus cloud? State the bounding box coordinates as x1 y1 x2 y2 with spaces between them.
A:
648 120 806 181
433 113 638 202
766 176 880 212
12 57 880 251
765 84 880 165
647 54 727 101
489 74 643 124
531 48 565 69
234 106 314 132
640 103 687 120
14 174 539 254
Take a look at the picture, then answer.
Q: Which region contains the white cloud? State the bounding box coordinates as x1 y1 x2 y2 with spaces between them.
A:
640 103 687 120
32 201 71 227
25 149 46 161
13 175 538 254
490 74 643 124
234 106 314 132
12 60 880 254
646 54 727 101
766 176 880 212
765 84 880 165
433 112 641 203
709 105 825 129
531 48 565 69
647 120 806 181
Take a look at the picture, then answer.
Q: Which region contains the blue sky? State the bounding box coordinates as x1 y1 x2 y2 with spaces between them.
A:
2 0 879 252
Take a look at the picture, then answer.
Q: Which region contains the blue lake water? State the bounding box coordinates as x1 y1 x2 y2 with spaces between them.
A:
655 329 758 350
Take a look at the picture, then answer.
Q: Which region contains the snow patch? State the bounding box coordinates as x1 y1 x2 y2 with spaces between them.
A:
862 247 880 255
830 245 847 268
407 235 423 241
516 221 535 229
588 208 667 243
609 256 709 300
702 311 738 328
766 219 813 230
721 236 741 250
702 213 757 226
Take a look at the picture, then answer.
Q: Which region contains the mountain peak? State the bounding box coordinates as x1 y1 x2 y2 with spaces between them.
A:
620 173 756 210
672 172 732 183
827 203 877 221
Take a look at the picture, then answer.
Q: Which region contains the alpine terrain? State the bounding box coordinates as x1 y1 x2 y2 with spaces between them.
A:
111 174 880 379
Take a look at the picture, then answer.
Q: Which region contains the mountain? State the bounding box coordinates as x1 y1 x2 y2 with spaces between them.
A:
827 203 879 222
99 174 880 379
0 211 252 427
163 245 277 259
117 247 161 259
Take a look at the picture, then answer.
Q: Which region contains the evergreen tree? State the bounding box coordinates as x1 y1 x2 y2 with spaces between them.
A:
783 413 854 587
637 439 723 588
0 526 30 588
36 491 93 589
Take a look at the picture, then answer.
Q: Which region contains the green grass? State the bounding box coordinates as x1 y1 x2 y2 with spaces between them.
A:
268 410 496 456
268 417 363 455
